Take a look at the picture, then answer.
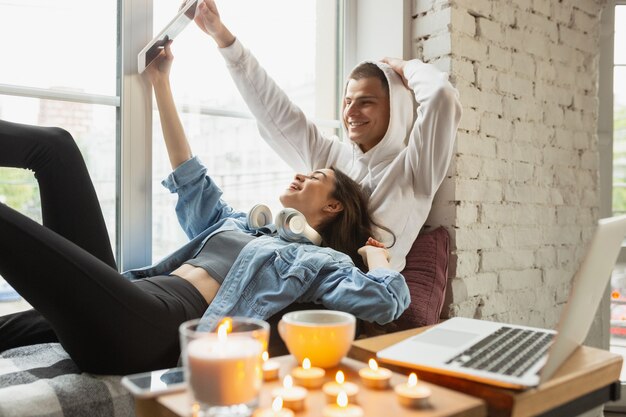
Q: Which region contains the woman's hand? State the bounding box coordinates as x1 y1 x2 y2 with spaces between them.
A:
381 57 409 88
194 0 236 48
144 41 174 87
358 237 390 271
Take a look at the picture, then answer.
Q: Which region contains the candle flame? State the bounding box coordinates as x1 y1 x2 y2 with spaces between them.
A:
272 396 283 412
283 375 293 388
217 322 228 342
337 391 348 408
335 370 345 384
302 358 311 369
262 351 269 362
408 373 418 387
369 358 378 371
218 317 233 333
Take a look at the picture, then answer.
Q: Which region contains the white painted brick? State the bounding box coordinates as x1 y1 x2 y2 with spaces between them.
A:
544 268 574 287
414 7 451 39
548 42 578 65
451 8 477 37
453 60 476 85
543 147 579 167
511 0 533 12
512 121 536 143
447 297 481 317
499 269 543 291
573 9 597 32
511 52 536 78
574 93 598 113
481 249 535 271
477 67 499 91
563 109 584 130
552 62 577 87
423 32 453 60
556 246 578 269
456 203 479 226
456 154 482 178
486 45 513 72
542 226 582 245
476 91 503 114
451 33 489 61
481 113 512 139
456 132 497 157
573 131 592 150
481 158 511 180
518 10 558 42
490 1 516 26
455 250 480 277
425 201 456 229
476 17 502 42
476 293 510 316
575 67 596 91
543 105 564 126
536 60 556 82
497 73 534 97
504 184 551 204
502 142 543 164
553 167 577 187
532 0 552 16
413 0 436 15
512 161 534 182
535 246 557 268
574 2 603 16
554 2 573 24
458 107 480 132
559 25 596 54
454 227 498 250
576 170 596 189
536 82 574 107
498 226 544 248
431 56 453 74
456 178 503 202
454 0 492 18
503 96 542 122
463 273 499 297
556 206 579 225
581 188 599 207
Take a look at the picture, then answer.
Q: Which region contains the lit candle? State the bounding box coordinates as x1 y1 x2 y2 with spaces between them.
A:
187 322 263 406
358 359 392 389
291 357 325 389
322 391 364 417
271 375 308 412
394 373 431 408
252 397 295 417
262 351 280 381
322 371 359 403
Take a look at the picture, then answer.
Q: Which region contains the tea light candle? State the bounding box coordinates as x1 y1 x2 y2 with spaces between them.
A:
271 375 307 412
322 371 359 403
322 391 364 417
291 357 325 389
187 324 263 406
394 373 431 408
262 351 280 381
253 397 295 417
358 359 392 389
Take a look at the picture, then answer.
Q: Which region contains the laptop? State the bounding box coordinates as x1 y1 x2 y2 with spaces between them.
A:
377 215 626 389
137 0 199 74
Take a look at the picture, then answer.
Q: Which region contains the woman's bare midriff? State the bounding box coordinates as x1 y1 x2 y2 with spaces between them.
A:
170 264 221 305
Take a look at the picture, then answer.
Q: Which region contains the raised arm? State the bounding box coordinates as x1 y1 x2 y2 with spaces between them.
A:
144 42 192 170
193 0 346 173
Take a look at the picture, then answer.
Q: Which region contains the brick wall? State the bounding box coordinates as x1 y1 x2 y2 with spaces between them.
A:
414 0 606 331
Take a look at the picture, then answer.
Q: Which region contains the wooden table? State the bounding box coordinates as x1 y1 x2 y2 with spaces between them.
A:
135 356 486 417
349 328 623 417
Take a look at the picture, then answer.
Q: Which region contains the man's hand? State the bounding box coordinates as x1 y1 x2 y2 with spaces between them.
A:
144 41 174 87
194 0 235 48
381 57 409 88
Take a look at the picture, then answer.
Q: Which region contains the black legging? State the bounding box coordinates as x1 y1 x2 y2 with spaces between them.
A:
0 120 206 374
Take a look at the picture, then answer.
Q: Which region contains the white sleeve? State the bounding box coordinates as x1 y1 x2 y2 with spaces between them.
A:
219 39 348 172
404 59 462 196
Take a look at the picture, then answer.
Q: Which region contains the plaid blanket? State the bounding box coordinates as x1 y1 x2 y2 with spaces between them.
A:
0 343 135 417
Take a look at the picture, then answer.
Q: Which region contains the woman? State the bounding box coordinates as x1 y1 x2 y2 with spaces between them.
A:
0 45 409 376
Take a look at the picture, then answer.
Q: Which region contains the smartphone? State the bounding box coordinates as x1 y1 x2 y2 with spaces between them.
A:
121 367 187 398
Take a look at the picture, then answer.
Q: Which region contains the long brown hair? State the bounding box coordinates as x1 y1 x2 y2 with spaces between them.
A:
318 167 386 271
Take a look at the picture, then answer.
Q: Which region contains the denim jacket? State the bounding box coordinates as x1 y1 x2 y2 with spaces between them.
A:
123 156 410 331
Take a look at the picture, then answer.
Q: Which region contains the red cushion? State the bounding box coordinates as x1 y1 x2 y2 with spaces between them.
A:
360 226 450 336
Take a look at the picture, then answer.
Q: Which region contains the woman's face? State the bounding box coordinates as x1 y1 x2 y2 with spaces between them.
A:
279 169 341 227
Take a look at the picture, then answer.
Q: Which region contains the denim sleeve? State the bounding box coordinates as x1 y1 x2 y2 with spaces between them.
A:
309 265 410 325
161 156 238 239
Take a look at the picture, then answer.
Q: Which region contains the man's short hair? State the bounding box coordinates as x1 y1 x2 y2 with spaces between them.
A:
348 62 389 96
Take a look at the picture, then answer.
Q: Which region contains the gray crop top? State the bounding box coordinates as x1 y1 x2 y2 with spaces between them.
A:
183 231 255 284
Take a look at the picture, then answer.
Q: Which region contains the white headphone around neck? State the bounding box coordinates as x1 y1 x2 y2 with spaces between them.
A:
247 204 322 246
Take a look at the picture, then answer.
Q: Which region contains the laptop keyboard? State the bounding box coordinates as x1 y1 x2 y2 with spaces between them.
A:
445 326 555 377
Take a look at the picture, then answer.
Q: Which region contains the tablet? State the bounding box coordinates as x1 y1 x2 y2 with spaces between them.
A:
137 0 199 74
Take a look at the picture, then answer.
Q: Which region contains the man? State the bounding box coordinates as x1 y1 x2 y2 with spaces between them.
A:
195 0 462 271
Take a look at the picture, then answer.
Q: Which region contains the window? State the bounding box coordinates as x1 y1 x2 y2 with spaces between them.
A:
0 0 118 253
150 0 342 260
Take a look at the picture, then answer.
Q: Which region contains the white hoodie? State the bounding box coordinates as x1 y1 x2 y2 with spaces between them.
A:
220 39 462 271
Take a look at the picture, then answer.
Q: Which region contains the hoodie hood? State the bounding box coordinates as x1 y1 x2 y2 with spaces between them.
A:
342 61 415 170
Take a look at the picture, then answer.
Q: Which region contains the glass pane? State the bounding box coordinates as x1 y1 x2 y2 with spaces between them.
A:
152 0 340 261
616 5 626 65
0 0 117 96
613 67 626 216
0 95 117 256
